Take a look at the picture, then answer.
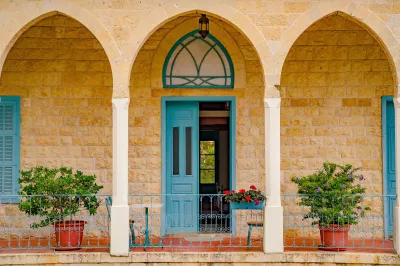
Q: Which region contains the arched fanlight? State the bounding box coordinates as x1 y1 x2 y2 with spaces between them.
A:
199 14 209 39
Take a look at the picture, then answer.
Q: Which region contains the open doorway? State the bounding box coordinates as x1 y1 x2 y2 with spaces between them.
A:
199 102 230 233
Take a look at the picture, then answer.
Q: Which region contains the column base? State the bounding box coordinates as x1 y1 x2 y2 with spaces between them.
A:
394 206 400 254
110 205 130 256
263 205 284 253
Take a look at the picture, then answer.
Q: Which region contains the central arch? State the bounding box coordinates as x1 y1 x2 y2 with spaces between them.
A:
118 0 271 98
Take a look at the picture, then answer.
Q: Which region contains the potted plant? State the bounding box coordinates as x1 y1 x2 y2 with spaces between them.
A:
18 166 103 250
291 162 370 251
224 185 266 210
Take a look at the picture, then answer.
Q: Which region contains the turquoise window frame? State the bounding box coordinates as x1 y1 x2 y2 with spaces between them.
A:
163 30 235 89
0 96 21 204
382 95 395 238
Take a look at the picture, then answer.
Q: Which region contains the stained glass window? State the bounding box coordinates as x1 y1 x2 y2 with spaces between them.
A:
163 30 234 88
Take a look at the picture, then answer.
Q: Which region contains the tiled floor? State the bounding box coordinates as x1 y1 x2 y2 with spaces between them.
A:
0 237 395 254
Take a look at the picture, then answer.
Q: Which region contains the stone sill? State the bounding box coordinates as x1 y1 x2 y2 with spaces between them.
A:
0 252 399 265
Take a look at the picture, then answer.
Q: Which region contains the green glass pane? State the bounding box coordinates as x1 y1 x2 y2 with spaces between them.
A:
200 170 215 184
200 141 214 154
200 154 215 169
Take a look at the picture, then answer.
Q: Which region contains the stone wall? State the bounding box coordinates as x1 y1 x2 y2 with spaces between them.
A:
0 14 113 193
280 15 394 194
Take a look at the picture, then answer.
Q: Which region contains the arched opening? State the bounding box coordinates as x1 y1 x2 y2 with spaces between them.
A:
281 13 395 246
0 14 113 241
128 13 265 239
1 13 113 191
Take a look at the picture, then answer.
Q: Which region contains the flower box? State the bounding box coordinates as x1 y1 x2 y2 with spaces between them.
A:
230 202 264 210
224 185 266 210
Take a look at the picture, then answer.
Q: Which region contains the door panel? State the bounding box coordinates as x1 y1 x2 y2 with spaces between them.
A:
384 98 396 237
166 102 199 233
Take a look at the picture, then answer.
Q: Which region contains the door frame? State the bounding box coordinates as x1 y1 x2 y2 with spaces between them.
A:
161 96 236 235
382 95 394 238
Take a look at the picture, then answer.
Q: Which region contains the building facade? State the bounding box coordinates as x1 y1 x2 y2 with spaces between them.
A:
1 0 400 255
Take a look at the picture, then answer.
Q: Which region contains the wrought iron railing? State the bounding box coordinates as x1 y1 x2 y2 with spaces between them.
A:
282 194 396 251
127 194 263 251
1 193 395 252
0 194 109 250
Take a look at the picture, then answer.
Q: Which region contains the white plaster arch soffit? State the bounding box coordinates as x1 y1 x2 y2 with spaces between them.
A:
0 0 120 86
151 17 246 89
273 0 400 96
120 0 271 97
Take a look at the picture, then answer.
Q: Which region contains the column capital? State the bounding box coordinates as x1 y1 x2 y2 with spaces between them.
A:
264 97 281 108
112 97 130 110
394 97 400 108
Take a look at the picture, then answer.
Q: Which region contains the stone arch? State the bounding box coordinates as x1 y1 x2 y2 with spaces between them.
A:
120 0 270 97
0 0 119 84
128 14 266 194
268 0 400 97
280 12 394 195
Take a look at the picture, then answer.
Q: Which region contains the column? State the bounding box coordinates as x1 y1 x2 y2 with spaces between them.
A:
394 97 400 253
110 97 130 256
263 97 284 253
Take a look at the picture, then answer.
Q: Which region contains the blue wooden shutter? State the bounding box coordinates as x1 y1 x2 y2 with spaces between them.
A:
0 96 20 202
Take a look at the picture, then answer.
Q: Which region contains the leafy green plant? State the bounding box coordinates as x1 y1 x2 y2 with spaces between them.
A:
224 185 266 205
291 162 370 226
18 166 103 228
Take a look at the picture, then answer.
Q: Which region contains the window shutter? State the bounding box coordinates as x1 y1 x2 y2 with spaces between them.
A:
0 97 20 202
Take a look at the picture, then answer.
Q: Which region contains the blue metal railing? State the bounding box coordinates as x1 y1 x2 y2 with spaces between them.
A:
1 193 395 252
127 194 264 251
282 194 396 251
0 194 110 250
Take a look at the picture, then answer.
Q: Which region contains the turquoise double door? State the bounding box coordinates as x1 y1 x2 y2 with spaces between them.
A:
166 102 199 233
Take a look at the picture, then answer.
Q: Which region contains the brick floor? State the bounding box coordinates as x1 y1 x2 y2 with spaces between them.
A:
0 237 395 254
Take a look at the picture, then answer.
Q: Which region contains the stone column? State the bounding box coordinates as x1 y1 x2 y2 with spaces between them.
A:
394 97 400 253
110 97 130 256
263 97 284 253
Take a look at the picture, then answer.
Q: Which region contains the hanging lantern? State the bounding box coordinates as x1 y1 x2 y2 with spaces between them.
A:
198 14 209 39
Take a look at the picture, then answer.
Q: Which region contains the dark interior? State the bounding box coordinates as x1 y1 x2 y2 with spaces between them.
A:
198 102 230 233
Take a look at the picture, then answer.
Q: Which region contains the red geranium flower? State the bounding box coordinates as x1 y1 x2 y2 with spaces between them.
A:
231 190 235 193
223 190 230 195
245 195 251 201
250 185 257 190
255 199 260 206
239 189 246 193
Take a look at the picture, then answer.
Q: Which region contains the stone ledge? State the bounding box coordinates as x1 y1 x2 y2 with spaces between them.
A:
0 252 399 265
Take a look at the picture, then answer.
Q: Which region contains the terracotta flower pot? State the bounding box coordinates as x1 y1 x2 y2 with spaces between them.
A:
318 224 350 251
54 220 86 251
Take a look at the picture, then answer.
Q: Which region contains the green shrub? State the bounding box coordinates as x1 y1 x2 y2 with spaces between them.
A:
291 162 370 226
18 166 103 228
